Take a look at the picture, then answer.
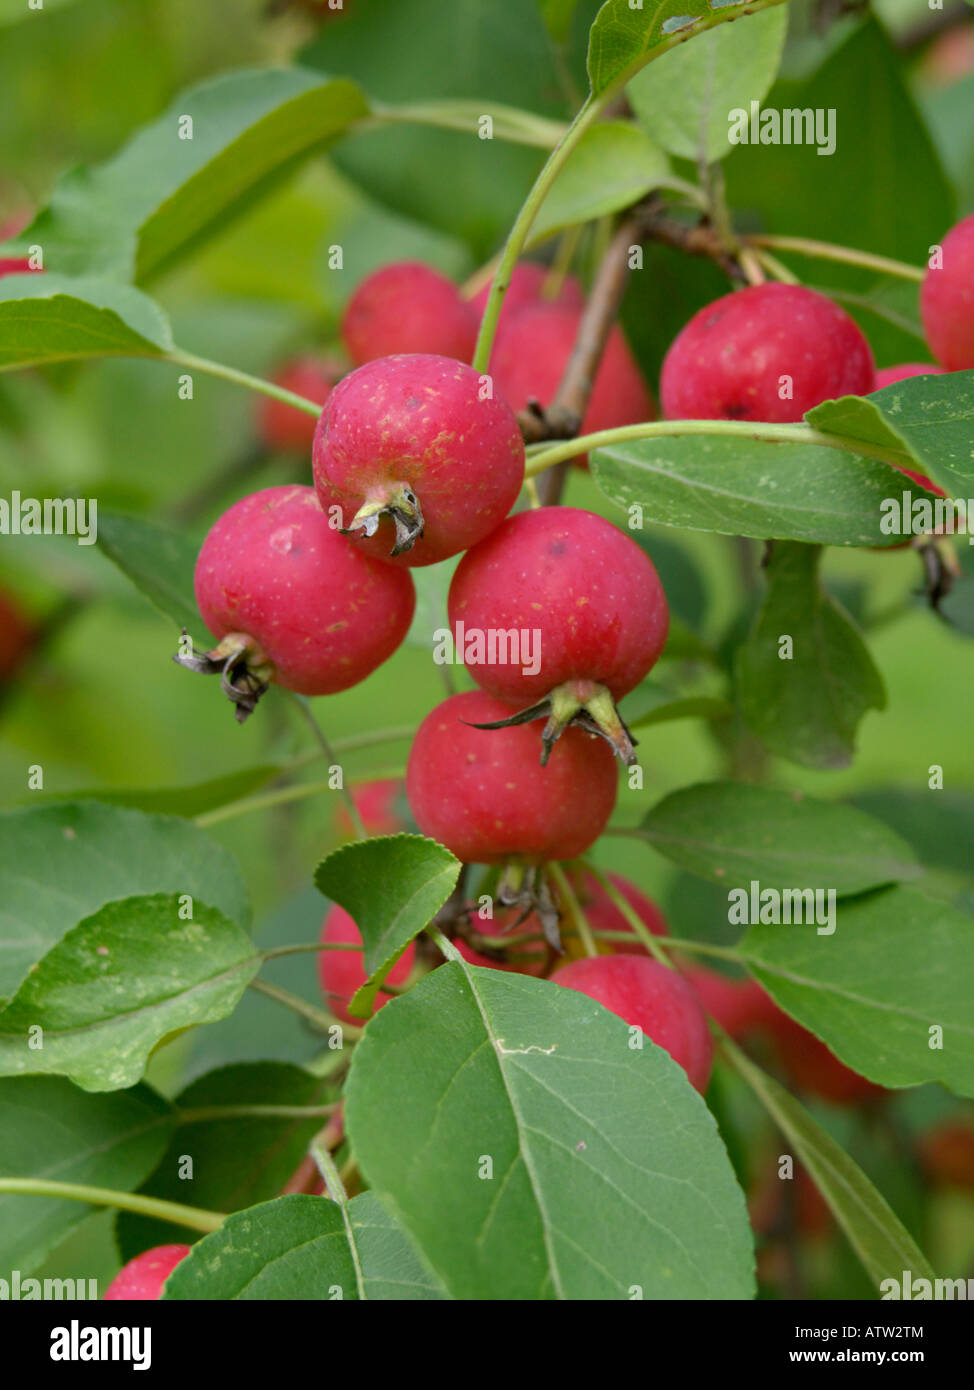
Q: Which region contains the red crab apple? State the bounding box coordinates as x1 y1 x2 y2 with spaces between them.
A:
341 261 478 365
552 955 714 1093
560 870 668 960
335 778 406 839
764 1007 886 1106
922 214 974 370
181 485 415 719
312 353 524 565
406 690 617 866
103 1245 190 1300
874 363 946 389
454 911 549 976
0 589 36 682
660 283 875 423
490 301 653 464
257 356 344 454
917 1120 974 1193
318 904 415 1026
468 262 584 334
448 506 668 763
681 966 779 1040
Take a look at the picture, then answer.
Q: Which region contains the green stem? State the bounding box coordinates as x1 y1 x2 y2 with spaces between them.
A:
546 861 598 958
288 693 367 840
369 100 567 149
310 1142 366 1298
0 1178 223 1233
427 925 463 962
582 862 671 968
749 235 924 283
248 977 353 1035
524 418 910 476
164 348 321 413
178 1103 337 1123
194 765 406 829
261 941 364 961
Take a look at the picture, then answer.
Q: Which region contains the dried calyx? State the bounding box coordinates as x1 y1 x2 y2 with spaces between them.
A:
172 629 274 723
465 679 638 767
341 484 425 557
496 863 562 951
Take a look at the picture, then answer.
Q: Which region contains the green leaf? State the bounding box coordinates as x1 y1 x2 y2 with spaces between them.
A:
736 542 885 769
809 369 974 498
0 276 171 371
587 0 790 98
117 1063 330 1259
314 836 460 1019
637 781 920 894
590 434 939 547
346 961 755 1299
0 802 250 1005
34 765 284 819
851 789 974 879
162 1191 446 1300
740 886 974 1097
529 121 671 244
727 1046 935 1290
96 510 203 637
17 69 370 283
0 894 260 1091
0 1078 173 1274
627 6 787 164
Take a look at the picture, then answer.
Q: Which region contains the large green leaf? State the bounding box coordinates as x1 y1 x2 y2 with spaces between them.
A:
346 961 755 1299
0 276 171 371
0 894 260 1091
590 433 937 547
314 835 460 1019
809 370 974 498
627 6 787 163
0 1077 173 1273
736 542 885 769
727 1047 936 1290
36 766 284 820
117 1063 330 1259
0 802 250 1005
163 1191 446 1300
529 121 671 244
96 510 203 637
636 781 920 894
851 789 974 879
741 886 974 1096
587 0 790 97
12 69 370 283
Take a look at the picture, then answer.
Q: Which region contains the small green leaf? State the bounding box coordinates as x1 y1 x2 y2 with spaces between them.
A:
637 781 920 894
727 1045 936 1291
529 121 671 244
117 1062 330 1259
0 895 260 1091
0 1077 173 1273
0 276 171 371
741 886 974 1096
627 6 787 164
0 802 250 1005
314 836 460 1020
96 510 203 638
346 962 754 1299
736 542 885 769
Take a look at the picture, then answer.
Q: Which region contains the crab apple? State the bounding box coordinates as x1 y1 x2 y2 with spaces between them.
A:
660 283 875 424
0 255 32 277
917 1121 974 1193
257 356 344 454
560 870 668 960
874 363 946 389
681 966 778 1040
447 506 668 763
318 904 415 1026
552 956 713 1093
186 485 415 718
312 353 524 565
103 1245 190 1300
922 215 974 370
765 1008 885 1106
0 589 36 682
491 301 653 464
454 912 548 976
341 262 478 365
468 262 584 333
335 778 407 839
406 690 617 865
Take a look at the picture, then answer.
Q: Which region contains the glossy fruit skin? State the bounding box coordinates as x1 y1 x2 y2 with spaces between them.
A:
103 1245 190 1300
313 354 525 567
561 870 667 960
874 363 946 389
491 301 653 464
764 1008 885 1106
660 283 875 423
922 215 974 370
552 956 713 1093
406 690 617 865
681 966 778 1040
469 263 584 334
257 357 344 454
342 262 477 365
335 778 407 838
448 507 669 705
194 485 415 694
318 904 415 1026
